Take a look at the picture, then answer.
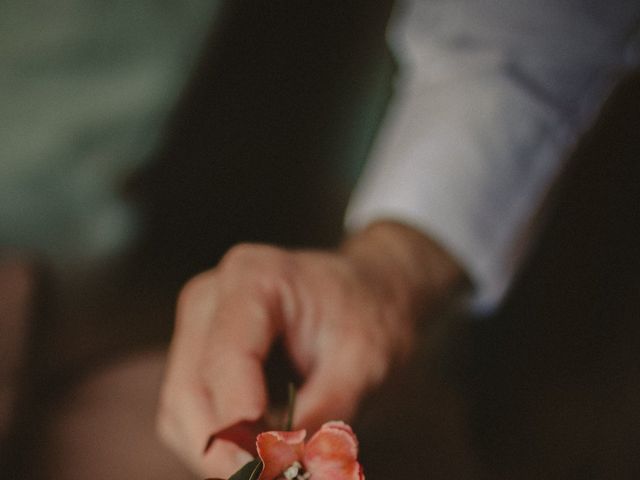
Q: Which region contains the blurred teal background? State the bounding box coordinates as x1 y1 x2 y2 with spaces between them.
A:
1 1 219 264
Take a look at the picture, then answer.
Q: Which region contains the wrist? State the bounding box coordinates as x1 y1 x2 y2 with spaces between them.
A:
340 220 467 322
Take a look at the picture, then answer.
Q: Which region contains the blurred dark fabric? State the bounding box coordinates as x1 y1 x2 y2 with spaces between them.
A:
356 72 640 480
468 71 640 479
134 0 395 282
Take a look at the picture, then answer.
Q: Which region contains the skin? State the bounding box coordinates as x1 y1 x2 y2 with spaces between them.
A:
157 221 466 478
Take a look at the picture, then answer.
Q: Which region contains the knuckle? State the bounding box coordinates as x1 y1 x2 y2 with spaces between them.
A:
221 243 293 288
177 271 215 310
222 242 261 266
222 243 287 269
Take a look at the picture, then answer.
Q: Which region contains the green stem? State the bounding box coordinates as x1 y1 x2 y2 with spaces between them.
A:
284 382 296 431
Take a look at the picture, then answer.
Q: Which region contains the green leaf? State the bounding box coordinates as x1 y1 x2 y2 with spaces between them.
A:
228 458 263 480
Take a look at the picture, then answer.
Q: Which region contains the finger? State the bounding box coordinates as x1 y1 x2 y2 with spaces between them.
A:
293 338 375 433
159 275 280 476
202 350 269 429
160 382 220 471
201 289 280 428
158 273 221 470
198 292 281 477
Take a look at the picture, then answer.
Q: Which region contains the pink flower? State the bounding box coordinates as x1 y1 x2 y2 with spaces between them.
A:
256 421 364 480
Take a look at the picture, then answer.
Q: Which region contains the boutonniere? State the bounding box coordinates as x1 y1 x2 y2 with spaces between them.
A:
206 385 364 480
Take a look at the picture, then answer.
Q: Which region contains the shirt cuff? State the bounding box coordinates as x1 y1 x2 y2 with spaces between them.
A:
345 73 571 315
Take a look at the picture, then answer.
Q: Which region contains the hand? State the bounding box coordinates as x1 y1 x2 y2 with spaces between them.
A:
157 221 464 477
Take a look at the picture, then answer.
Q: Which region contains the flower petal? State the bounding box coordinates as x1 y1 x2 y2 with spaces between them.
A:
257 430 306 480
303 422 364 480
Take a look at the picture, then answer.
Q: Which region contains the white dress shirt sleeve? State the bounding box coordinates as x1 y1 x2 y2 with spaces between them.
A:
345 0 640 313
